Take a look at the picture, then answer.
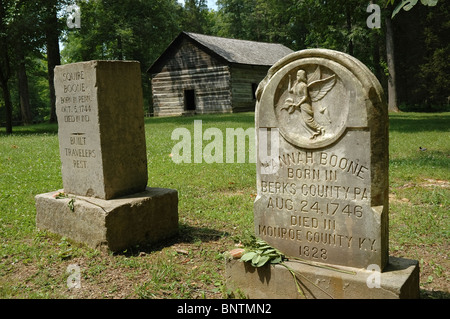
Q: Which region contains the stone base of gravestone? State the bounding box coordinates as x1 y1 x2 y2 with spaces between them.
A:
35 187 178 252
225 257 419 299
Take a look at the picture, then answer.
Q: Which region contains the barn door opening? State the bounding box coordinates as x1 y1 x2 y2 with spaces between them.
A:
184 89 196 112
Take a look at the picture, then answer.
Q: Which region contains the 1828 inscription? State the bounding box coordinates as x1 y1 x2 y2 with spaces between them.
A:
254 49 388 270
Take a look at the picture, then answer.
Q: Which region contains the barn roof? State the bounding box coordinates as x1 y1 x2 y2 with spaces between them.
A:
147 32 293 73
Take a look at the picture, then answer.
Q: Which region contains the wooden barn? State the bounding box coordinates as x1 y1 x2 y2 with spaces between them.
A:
147 32 293 116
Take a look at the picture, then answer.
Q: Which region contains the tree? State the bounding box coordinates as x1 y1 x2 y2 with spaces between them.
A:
181 0 210 34
386 0 447 110
385 5 399 112
41 0 63 123
11 1 46 125
420 1 449 107
0 0 14 134
61 0 183 112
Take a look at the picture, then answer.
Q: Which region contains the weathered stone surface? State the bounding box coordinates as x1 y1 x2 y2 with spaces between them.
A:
254 49 389 270
54 60 148 200
225 257 420 299
35 188 178 252
36 60 179 252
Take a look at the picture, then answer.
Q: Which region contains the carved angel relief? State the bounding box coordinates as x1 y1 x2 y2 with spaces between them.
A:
281 66 336 139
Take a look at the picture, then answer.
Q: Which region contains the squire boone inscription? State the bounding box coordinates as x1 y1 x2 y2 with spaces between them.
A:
55 60 148 200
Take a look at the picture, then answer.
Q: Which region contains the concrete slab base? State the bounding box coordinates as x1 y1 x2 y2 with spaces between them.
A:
35 187 178 252
225 256 419 299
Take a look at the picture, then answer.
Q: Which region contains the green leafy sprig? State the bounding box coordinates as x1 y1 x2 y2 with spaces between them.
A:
54 191 75 212
240 238 285 267
236 237 357 298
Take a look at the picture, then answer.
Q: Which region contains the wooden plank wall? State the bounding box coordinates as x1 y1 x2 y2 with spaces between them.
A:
230 65 269 112
152 67 232 116
150 39 232 116
150 38 270 116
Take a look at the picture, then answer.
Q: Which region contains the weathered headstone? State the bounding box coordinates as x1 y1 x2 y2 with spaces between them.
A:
54 60 148 200
226 49 419 299
35 60 178 252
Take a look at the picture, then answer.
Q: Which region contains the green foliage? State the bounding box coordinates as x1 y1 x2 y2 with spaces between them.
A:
61 0 182 64
181 0 210 34
390 0 439 18
240 238 285 267
1 0 449 130
238 237 357 298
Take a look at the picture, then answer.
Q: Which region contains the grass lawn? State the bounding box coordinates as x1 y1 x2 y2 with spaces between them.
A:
0 112 448 299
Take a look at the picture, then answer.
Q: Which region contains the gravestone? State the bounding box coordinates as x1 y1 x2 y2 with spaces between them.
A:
54 60 148 200
226 49 419 299
35 60 178 252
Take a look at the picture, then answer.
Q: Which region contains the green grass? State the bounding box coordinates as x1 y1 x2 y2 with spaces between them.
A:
0 112 449 299
388 113 450 248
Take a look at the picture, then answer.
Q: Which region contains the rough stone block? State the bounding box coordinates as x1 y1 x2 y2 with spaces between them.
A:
35 187 178 252
225 257 419 299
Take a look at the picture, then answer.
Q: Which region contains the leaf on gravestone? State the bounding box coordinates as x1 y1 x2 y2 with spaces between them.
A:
252 254 261 266
270 255 282 264
240 251 257 262
68 198 75 212
255 255 270 268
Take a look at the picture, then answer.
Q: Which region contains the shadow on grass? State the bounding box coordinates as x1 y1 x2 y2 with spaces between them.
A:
0 123 58 136
4 112 449 136
116 222 229 257
389 113 450 132
420 289 450 299
390 150 450 169
144 112 255 126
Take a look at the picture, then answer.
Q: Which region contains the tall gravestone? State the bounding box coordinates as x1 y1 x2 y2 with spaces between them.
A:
35 61 178 252
55 60 148 199
226 49 419 299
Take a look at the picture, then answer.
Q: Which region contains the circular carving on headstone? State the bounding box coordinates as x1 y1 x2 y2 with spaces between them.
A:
273 61 351 149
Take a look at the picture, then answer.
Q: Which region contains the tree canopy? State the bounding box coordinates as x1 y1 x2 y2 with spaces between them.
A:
0 0 448 133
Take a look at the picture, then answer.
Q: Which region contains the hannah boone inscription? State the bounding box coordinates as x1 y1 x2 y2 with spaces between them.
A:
254 49 389 270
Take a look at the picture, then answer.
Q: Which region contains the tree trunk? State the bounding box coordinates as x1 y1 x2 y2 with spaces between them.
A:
17 52 33 125
45 1 61 123
117 36 123 60
372 31 382 83
385 14 399 112
0 75 13 134
0 1 12 134
346 4 354 56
